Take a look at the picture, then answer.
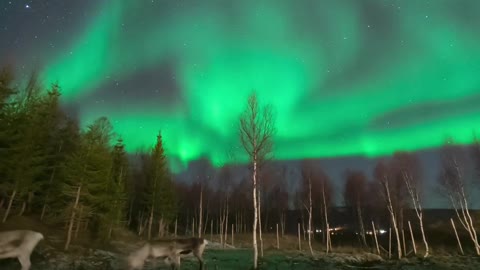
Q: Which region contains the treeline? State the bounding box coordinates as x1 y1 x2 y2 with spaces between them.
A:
0 67 263 251
1 66 479 258
0 67 178 250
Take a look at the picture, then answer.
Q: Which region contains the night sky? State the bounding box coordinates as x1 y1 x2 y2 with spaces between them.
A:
2 0 480 207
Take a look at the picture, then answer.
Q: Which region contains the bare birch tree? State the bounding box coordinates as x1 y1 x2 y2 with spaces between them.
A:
374 160 403 259
300 160 314 256
239 92 275 269
439 139 480 255
301 161 332 253
392 152 429 257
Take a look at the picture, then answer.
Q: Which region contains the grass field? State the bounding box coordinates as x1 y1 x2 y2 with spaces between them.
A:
2 215 480 269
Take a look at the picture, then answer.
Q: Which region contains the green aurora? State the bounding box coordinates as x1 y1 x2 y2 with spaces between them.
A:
41 0 480 170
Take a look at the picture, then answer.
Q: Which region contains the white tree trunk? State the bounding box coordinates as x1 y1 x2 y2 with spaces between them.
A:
198 185 203 238
403 172 429 257
224 197 229 248
322 182 331 254
357 204 367 247
385 181 402 258
258 188 264 257
451 218 464 255
175 218 178 238
232 223 234 246
158 217 165 238
408 220 417 255
276 223 280 249
372 221 380 255
147 207 154 240
298 223 302 251
308 176 313 256
18 201 26 216
2 189 16 223
65 185 81 250
252 159 259 269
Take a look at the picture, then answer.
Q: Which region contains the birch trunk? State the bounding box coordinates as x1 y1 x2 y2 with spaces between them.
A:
308 176 313 256
147 207 154 240
408 221 416 255
257 188 264 257
198 185 203 238
403 171 429 257
357 204 367 247
127 198 134 227
372 221 380 255
18 201 26 216
65 185 81 250
297 223 302 251
322 182 330 253
224 196 229 248
252 158 259 269
2 189 16 223
174 218 178 238
385 180 402 258
232 224 234 246
276 223 280 249
74 205 83 240
451 218 464 255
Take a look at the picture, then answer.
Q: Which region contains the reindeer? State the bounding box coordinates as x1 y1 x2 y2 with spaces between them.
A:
127 237 207 270
0 230 44 270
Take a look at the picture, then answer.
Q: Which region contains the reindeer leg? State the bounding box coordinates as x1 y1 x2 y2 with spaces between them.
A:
18 255 31 270
193 251 204 270
170 254 181 270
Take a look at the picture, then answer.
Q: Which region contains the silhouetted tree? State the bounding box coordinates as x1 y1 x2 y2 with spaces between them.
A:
374 159 405 259
144 132 176 239
62 117 114 250
344 170 369 247
239 92 275 269
438 138 479 255
392 152 429 257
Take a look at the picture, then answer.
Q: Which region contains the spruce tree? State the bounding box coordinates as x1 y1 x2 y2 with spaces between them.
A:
105 138 129 239
62 117 114 250
2 72 47 222
144 132 176 239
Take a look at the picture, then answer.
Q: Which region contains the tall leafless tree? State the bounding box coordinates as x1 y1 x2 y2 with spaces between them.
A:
374 160 404 259
301 161 332 253
439 139 480 255
300 160 315 256
239 92 275 269
392 152 430 257
191 157 214 238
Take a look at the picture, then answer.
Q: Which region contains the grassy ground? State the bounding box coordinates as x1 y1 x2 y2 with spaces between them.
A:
2 215 480 269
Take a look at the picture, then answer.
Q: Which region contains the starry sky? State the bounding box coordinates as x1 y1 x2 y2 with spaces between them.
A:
2 0 480 207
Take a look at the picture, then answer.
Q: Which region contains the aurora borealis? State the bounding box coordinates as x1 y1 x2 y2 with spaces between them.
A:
2 0 480 171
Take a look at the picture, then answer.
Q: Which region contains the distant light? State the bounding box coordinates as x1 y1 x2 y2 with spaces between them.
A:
379 229 387 234
25 4 30 8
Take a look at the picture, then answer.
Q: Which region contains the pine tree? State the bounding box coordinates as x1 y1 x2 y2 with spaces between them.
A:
105 138 129 239
62 117 114 250
41 118 81 222
0 66 16 205
2 72 48 222
143 132 176 239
